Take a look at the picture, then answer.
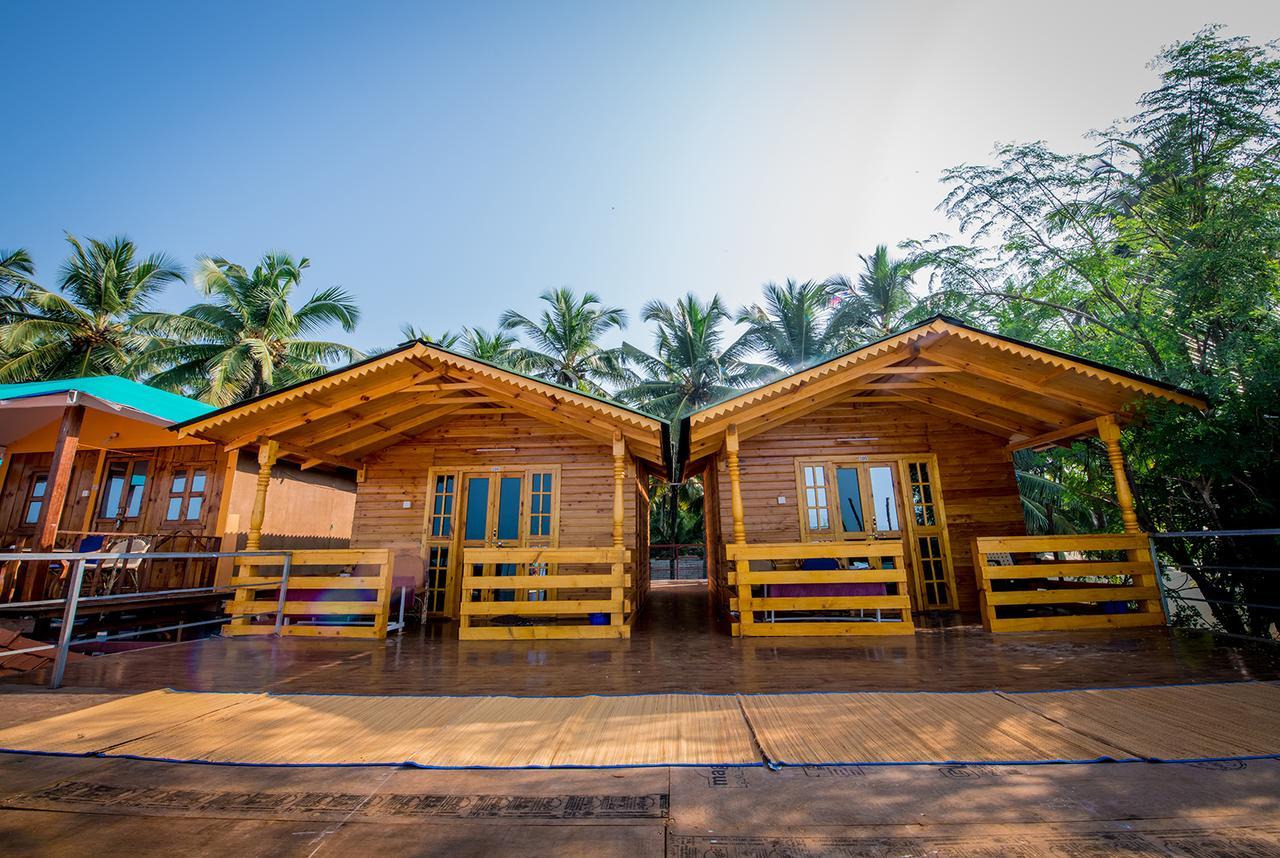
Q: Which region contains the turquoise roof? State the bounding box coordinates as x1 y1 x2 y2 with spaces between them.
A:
0 376 215 424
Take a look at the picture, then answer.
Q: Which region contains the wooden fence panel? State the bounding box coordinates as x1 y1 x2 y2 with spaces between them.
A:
974 534 1165 632
724 540 914 637
226 549 393 639
458 547 630 640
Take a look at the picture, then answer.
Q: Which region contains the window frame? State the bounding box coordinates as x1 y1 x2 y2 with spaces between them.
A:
164 467 209 524
22 471 50 527
96 457 152 523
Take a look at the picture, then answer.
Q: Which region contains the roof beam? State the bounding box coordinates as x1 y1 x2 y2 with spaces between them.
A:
1005 418 1102 453
925 350 1123 415
328 403 471 456
916 375 1082 428
210 368 443 447
892 389 1040 437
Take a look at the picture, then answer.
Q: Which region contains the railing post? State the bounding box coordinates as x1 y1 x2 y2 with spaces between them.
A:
49 559 86 689
1149 535 1172 625
273 552 293 636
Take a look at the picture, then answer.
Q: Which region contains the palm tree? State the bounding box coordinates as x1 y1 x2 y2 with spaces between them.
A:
460 327 520 366
826 244 920 338
0 248 36 318
499 287 630 395
134 252 361 405
0 235 183 382
399 324 460 348
737 279 863 370
617 294 773 419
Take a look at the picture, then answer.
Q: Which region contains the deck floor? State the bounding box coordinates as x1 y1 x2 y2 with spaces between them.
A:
4 581 1278 695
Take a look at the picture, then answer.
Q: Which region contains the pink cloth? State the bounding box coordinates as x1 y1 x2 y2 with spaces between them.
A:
769 582 887 598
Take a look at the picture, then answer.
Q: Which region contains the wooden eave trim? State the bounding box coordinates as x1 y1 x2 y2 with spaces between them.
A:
940 327 1207 409
421 348 664 433
689 326 939 426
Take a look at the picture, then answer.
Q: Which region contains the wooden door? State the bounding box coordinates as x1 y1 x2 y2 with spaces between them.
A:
421 466 560 619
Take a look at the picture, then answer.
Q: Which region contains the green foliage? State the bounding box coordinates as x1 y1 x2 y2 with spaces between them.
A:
736 279 853 370
498 287 631 396
827 245 923 340
649 477 705 547
617 293 773 419
0 235 183 381
907 26 1280 634
132 252 361 405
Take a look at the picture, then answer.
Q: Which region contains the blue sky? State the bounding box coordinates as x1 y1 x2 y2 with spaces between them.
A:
4 1 1278 353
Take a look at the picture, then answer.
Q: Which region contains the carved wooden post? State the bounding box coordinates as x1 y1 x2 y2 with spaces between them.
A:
1096 415 1139 534
245 440 279 551
726 425 752 634
726 426 746 545
612 432 626 549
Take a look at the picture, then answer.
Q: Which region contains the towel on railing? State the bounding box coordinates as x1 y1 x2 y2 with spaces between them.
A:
769 557 888 599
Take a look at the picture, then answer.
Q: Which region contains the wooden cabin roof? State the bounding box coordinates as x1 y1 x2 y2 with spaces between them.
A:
683 316 1207 463
175 341 669 470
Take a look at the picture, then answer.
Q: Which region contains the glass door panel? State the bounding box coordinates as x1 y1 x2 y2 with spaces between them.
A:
493 475 523 601
868 465 900 534
834 467 865 535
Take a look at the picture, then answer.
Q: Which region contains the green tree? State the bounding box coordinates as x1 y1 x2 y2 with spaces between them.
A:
617 293 772 419
0 248 36 318
736 279 861 370
460 326 520 366
908 26 1280 635
0 235 183 382
399 324 460 348
134 252 361 405
499 287 630 395
826 245 921 338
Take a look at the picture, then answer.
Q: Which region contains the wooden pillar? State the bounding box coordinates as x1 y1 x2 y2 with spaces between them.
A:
611 433 626 549
245 440 279 551
1096 415 1140 534
35 404 85 552
726 426 746 545
26 403 84 601
726 425 752 634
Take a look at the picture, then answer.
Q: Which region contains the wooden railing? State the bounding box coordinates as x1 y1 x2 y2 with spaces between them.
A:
974 534 1165 633
725 540 914 637
226 549 394 639
459 547 630 640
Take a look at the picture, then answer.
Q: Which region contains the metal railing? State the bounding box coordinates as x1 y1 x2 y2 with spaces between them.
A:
1150 529 1280 645
0 550 293 688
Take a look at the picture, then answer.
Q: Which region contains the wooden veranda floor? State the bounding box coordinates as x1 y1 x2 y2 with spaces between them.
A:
3 581 1279 695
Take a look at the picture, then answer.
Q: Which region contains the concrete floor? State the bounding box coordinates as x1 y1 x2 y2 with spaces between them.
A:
2 752 1279 856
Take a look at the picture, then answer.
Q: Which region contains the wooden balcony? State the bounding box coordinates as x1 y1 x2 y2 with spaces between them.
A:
726 540 914 637
459 546 631 640
974 533 1165 632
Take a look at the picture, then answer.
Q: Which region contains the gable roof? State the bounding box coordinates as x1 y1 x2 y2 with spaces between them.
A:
683 316 1207 464
176 340 669 470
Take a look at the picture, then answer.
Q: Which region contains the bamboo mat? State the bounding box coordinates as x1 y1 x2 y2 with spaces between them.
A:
0 690 257 755
1007 682 1280 761
739 692 1128 765
1 683 1277 768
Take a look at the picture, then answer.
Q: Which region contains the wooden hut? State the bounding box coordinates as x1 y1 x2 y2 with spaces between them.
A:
683 317 1207 636
0 376 355 602
176 342 668 639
